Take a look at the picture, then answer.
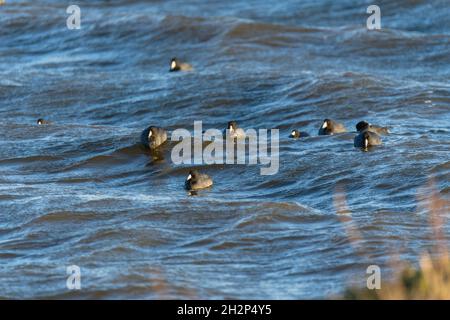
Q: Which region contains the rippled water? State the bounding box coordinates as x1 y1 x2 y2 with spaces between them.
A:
0 0 449 299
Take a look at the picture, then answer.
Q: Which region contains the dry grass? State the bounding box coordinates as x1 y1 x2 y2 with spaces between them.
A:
344 254 450 299
336 180 450 300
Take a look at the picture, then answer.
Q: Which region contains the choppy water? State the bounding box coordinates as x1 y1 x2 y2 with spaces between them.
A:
0 0 449 299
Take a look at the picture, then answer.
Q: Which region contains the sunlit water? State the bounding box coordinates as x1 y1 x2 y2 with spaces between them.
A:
0 0 449 299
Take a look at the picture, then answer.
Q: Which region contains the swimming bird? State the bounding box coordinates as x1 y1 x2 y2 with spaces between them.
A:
224 121 246 139
290 129 310 139
318 119 347 135
356 121 390 135
185 170 213 191
141 126 167 149
354 130 382 150
169 57 193 72
37 118 50 125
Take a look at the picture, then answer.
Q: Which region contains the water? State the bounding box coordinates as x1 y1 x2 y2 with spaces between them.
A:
0 0 449 299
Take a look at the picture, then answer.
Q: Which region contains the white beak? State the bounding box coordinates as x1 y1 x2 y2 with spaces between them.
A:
171 61 176 70
322 122 327 128
187 174 192 181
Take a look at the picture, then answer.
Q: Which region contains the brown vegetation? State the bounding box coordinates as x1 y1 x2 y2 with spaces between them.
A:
337 180 450 299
